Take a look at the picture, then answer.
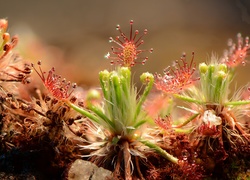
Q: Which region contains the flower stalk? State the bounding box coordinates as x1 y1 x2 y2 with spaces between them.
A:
140 139 179 164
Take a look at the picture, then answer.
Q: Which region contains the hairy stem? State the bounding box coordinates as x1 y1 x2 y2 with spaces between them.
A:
140 139 179 164
134 74 154 121
172 113 200 128
68 102 100 124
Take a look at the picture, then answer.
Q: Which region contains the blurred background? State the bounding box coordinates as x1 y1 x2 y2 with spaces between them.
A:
1 0 250 88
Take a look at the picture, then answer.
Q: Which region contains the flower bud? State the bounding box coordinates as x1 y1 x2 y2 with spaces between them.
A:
0 19 8 31
140 72 154 84
218 63 227 73
199 62 208 74
99 70 110 82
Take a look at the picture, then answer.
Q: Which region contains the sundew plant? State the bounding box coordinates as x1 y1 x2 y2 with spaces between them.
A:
66 20 180 179
0 19 250 180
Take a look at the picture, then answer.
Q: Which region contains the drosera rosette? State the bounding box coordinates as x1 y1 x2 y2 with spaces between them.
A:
154 50 250 175
68 20 179 179
105 20 153 67
69 66 180 179
31 60 77 100
30 60 83 127
0 19 33 151
0 19 31 84
30 61 87 164
221 33 250 67
155 52 199 94
169 55 250 160
154 52 200 133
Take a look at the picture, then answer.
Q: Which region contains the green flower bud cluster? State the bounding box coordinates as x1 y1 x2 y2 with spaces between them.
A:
71 67 154 139
99 67 154 137
199 62 230 104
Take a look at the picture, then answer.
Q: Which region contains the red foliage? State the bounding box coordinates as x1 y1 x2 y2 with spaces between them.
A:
221 33 250 67
155 52 198 94
105 20 153 67
31 61 76 99
0 19 31 83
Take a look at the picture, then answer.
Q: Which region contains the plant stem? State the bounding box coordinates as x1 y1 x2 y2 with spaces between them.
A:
225 100 250 106
68 102 100 124
140 139 179 164
87 104 115 130
134 74 154 121
174 94 203 104
172 113 199 128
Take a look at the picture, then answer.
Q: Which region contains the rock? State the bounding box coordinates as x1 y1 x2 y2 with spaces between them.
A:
67 159 112 180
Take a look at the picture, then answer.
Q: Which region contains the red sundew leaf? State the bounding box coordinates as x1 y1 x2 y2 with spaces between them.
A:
0 19 17 60
0 19 31 83
221 33 250 67
105 20 153 67
154 116 172 130
155 52 199 94
31 61 76 100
